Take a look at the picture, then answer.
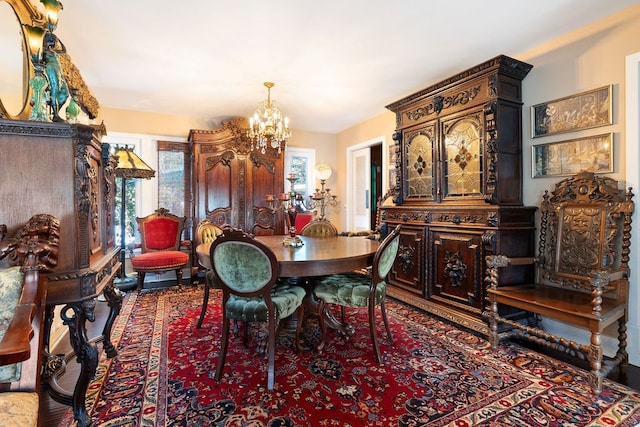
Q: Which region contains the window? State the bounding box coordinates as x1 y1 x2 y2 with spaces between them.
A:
284 147 315 207
158 140 192 237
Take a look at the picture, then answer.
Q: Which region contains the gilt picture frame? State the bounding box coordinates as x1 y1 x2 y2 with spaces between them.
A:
531 133 613 178
531 85 612 138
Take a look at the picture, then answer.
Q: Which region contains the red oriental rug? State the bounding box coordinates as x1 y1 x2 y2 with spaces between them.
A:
60 285 640 426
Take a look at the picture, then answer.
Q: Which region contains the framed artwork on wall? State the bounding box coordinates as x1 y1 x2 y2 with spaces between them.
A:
531 85 612 138
531 133 613 178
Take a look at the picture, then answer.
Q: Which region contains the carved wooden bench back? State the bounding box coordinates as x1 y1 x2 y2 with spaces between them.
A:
536 172 633 305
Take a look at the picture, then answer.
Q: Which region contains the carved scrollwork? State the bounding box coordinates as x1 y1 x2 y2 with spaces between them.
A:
397 244 415 274
405 86 481 121
443 250 467 287
249 151 276 174
205 150 235 170
484 101 498 204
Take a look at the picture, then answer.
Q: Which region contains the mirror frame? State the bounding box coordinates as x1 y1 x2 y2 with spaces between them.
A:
0 0 46 120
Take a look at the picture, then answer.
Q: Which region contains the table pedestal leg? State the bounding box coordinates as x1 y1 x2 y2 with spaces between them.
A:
302 278 355 353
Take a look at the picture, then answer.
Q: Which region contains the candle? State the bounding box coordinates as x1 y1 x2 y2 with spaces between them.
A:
266 194 274 202
280 193 289 200
288 173 296 180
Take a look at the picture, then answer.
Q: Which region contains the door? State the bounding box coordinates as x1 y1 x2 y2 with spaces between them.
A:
350 146 370 231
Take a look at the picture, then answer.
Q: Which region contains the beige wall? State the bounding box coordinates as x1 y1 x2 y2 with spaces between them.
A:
98 107 210 138
519 3 640 206
334 111 395 230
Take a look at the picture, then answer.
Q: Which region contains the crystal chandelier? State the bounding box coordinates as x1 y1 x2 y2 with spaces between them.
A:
249 82 291 154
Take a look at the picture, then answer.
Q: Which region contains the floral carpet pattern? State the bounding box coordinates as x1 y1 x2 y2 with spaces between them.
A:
60 286 640 426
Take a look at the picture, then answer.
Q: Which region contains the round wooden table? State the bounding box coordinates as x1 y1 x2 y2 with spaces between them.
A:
197 235 379 276
196 235 380 351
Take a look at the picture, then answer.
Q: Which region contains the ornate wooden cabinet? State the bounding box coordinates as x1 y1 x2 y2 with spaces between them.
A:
0 119 121 426
189 117 285 237
381 55 536 334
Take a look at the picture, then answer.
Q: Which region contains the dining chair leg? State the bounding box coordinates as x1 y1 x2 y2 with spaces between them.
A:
175 268 184 286
215 316 231 381
381 300 393 344
267 314 276 390
243 322 250 347
196 283 210 329
136 272 146 293
294 306 304 353
369 302 383 364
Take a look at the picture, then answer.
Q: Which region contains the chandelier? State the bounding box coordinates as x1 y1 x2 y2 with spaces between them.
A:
249 82 291 154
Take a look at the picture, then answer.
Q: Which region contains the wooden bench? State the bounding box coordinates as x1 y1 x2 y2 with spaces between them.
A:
0 214 59 426
484 171 634 394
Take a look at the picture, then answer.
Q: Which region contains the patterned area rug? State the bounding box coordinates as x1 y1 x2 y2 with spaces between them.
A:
60 285 640 426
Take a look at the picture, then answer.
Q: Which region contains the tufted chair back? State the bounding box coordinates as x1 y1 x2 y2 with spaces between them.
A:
300 219 338 237
138 208 185 252
195 219 223 246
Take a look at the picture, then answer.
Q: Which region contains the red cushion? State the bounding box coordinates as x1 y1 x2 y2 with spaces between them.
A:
143 218 180 250
130 251 188 270
295 213 313 232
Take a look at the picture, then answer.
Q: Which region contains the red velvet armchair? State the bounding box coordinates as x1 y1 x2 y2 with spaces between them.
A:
130 208 190 292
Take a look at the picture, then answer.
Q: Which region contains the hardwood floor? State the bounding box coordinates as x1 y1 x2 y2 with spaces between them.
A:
39 287 640 426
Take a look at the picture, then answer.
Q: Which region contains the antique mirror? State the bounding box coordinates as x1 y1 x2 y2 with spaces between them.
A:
0 0 45 120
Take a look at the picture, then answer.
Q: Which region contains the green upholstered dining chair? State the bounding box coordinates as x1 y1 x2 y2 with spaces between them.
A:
313 224 401 364
210 228 306 390
299 219 338 237
195 219 224 328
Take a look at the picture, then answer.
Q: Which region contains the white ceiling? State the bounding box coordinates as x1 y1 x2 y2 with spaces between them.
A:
50 0 637 134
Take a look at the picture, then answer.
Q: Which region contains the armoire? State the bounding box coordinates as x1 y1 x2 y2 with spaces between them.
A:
188 117 286 237
380 55 537 334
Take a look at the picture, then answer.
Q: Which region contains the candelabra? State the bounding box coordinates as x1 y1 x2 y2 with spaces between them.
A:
266 174 304 247
310 178 338 221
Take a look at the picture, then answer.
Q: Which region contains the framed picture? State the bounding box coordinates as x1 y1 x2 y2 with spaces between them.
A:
531 85 612 138
532 133 613 178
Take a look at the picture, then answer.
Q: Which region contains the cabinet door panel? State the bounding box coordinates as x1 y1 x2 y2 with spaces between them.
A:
249 155 281 235
431 230 482 310
441 109 484 200
403 122 437 201
201 152 237 227
388 225 425 295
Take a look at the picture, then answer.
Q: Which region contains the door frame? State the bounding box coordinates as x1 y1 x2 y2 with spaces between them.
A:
346 135 388 231
625 51 640 366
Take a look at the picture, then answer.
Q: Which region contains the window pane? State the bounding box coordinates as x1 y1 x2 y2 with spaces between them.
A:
157 141 191 238
158 150 185 215
115 170 138 247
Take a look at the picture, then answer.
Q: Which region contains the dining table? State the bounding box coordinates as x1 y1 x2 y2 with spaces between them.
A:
196 234 380 350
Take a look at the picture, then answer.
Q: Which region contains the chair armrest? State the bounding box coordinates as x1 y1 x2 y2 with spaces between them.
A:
485 255 537 290
0 214 59 367
0 303 36 365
